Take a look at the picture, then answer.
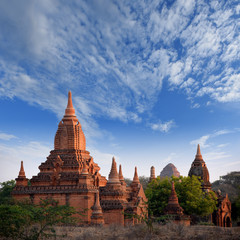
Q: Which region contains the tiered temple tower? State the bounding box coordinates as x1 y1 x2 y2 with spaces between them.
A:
12 91 147 225
188 144 231 227
188 144 211 191
164 181 190 225
164 181 183 215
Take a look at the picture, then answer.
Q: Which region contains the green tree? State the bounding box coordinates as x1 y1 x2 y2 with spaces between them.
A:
0 198 77 240
0 180 16 204
145 177 171 216
232 187 240 222
146 176 217 217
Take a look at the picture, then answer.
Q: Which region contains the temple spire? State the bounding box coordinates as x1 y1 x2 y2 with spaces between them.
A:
15 161 28 186
149 166 156 182
19 161 26 177
132 167 140 183
108 157 120 184
197 144 201 156
64 91 76 117
164 181 183 215
119 164 124 181
91 191 104 224
195 144 203 160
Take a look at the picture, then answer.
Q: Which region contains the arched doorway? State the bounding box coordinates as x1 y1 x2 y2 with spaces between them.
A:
226 216 231 227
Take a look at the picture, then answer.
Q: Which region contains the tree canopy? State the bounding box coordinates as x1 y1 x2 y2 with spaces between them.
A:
0 181 78 239
0 180 16 204
145 175 217 217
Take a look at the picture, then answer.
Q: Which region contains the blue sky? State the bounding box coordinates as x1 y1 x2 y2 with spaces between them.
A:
0 0 240 182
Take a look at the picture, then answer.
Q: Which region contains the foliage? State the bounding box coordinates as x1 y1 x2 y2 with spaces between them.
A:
139 176 150 191
0 180 16 204
212 171 240 200
124 176 149 191
0 198 78 240
124 177 132 186
232 190 240 222
145 177 171 216
145 176 217 217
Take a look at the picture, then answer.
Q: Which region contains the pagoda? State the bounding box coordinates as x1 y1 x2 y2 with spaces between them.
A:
12 91 147 225
188 144 211 191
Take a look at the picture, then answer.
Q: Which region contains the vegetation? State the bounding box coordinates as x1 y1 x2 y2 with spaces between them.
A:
212 171 240 200
0 181 78 240
124 176 149 190
145 176 217 217
0 180 16 204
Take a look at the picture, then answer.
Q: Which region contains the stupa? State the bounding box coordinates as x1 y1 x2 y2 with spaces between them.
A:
188 144 211 191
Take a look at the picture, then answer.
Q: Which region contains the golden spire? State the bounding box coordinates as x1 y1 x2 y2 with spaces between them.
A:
132 167 140 183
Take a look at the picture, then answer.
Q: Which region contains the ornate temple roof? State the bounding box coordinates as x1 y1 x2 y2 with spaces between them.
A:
188 144 211 190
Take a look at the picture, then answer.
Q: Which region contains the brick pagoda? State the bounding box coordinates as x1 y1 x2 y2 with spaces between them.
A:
12 91 147 225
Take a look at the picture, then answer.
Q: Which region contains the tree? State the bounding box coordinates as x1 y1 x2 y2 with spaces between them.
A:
212 172 240 200
145 176 217 217
0 198 77 240
0 180 16 204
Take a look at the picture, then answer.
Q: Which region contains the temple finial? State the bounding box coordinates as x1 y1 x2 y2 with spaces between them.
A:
197 144 201 156
64 91 76 116
108 157 120 184
132 167 140 183
119 164 124 181
18 161 26 177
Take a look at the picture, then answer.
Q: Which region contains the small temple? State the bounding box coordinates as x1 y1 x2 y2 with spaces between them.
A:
12 91 147 225
188 145 231 227
164 181 190 226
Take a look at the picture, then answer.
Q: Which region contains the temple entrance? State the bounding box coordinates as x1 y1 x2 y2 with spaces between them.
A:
226 216 231 227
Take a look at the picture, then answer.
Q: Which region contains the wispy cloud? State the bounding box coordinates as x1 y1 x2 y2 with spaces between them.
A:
150 120 175 133
205 151 231 161
0 141 51 182
162 152 177 163
190 129 232 148
0 132 17 141
0 0 239 141
191 135 210 148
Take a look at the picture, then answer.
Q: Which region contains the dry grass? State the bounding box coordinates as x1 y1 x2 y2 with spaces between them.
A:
53 223 240 240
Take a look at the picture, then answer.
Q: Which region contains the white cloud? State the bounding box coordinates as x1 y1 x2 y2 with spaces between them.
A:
0 132 17 141
0 0 239 145
205 151 231 161
191 103 200 109
190 129 233 148
162 152 177 163
0 141 51 182
191 135 210 148
150 120 175 133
